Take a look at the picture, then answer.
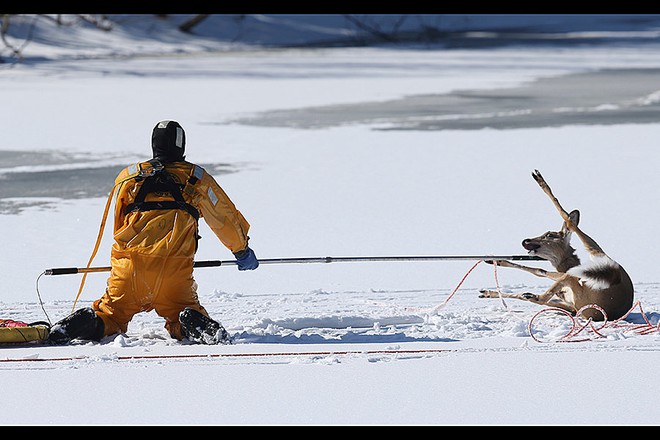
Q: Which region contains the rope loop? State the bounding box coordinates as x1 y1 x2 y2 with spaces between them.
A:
528 307 576 343
529 301 659 342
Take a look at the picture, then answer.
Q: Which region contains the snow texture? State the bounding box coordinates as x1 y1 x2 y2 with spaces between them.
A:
1 14 660 426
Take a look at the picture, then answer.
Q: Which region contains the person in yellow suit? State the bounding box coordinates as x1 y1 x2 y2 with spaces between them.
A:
48 120 259 345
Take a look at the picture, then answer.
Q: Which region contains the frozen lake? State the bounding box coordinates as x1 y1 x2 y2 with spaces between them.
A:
3 61 660 214
230 67 660 130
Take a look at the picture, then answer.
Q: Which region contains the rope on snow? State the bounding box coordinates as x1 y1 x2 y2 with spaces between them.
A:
528 300 660 343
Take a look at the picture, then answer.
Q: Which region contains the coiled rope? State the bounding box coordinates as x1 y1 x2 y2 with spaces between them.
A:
529 301 660 343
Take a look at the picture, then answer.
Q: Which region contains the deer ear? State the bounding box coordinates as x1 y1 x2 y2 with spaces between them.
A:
561 210 580 234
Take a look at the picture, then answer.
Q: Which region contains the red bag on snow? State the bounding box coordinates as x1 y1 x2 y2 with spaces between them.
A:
0 319 30 328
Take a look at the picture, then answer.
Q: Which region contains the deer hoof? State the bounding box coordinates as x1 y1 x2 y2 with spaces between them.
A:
479 289 497 298
522 293 538 300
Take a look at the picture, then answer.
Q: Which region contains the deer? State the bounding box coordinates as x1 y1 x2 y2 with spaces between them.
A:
478 169 634 322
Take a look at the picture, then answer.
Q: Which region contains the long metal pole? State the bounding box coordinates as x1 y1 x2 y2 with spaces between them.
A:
43 254 542 276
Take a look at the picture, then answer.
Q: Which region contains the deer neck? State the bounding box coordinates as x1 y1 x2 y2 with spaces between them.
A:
551 249 581 273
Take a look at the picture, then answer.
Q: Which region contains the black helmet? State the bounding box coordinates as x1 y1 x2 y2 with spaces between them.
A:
152 120 186 163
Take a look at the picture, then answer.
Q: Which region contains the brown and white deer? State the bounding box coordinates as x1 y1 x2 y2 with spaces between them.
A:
479 169 634 321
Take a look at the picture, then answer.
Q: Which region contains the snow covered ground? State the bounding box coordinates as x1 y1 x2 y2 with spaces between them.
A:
1 15 660 426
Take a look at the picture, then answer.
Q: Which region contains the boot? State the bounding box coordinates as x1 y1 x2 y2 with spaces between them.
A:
179 308 230 345
47 307 105 345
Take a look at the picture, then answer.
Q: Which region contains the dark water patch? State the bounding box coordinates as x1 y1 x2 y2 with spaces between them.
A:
227 68 660 131
0 150 97 168
0 165 126 199
0 150 241 214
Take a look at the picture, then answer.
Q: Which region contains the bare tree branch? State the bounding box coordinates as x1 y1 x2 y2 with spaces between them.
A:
1 14 113 63
37 14 112 30
1 14 40 62
342 14 403 43
179 14 210 33
78 14 113 31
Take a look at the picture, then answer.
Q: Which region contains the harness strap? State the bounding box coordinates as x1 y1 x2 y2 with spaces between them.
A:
130 200 199 220
125 160 200 221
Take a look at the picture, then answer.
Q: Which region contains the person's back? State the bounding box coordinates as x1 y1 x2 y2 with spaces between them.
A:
47 120 259 345
113 160 202 258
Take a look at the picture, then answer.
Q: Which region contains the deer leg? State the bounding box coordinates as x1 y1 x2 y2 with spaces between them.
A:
485 260 564 281
480 274 578 316
479 289 537 300
532 169 573 223
479 288 577 314
567 225 605 257
521 289 576 313
532 170 605 256
479 260 564 299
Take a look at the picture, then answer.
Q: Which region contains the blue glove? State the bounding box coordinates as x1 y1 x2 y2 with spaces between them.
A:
233 247 259 271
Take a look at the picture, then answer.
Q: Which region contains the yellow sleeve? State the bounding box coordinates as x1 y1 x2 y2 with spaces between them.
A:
111 164 137 235
196 169 251 254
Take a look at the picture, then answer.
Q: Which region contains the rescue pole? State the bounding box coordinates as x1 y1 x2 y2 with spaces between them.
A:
43 254 543 276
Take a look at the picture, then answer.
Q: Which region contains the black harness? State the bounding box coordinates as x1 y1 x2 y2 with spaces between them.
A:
125 159 200 221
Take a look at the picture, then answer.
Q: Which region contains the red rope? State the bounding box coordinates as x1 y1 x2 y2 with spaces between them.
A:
429 259 484 314
399 259 485 315
402 259 507 314
492 260 507 309
0 348 457 363
529 301 659 343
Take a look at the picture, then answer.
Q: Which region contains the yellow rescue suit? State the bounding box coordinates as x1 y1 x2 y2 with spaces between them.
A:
92 160 251 340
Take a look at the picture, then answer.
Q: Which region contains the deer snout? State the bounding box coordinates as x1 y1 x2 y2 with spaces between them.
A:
522 239 540 251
